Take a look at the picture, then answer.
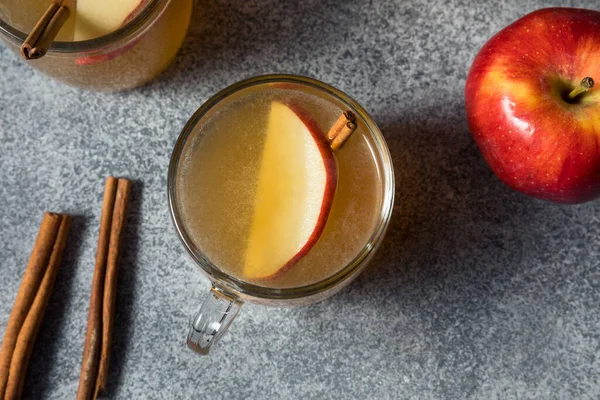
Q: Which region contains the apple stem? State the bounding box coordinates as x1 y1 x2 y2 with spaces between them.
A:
568 77 595 101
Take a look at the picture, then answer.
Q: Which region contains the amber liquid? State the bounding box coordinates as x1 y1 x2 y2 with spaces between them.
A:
176 83 384 289
0 0 192 91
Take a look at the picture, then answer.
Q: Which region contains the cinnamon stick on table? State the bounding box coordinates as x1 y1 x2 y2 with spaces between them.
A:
95 178 131 397
0 212 71 400
77 177 131 400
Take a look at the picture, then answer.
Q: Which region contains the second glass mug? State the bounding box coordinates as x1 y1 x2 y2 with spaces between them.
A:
0 0 193 91
168 74 395 355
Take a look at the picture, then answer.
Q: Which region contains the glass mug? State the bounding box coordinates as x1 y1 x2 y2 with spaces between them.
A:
0 0 192 91
168 75 395 355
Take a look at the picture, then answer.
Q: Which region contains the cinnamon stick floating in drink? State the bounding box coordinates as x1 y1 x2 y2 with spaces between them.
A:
77 177 131 400
21 0 71 60
328 110 358 150
0 212 71 400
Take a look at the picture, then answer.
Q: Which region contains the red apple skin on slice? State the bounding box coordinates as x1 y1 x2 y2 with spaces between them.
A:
465 8 600 204
75 40 139 65
243 101 338 280
275 101 338 278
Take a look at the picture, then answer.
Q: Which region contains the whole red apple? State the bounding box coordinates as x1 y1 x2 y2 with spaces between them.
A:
465 7 600 204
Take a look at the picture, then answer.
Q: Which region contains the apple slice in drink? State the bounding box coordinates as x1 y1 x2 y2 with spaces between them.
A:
73 0 149 65
243 101 338 279
73 0 147 41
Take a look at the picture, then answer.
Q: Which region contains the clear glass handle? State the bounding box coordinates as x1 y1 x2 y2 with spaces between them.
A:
187 285 242 355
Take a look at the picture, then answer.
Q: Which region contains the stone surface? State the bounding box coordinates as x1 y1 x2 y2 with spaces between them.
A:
1 0 600 399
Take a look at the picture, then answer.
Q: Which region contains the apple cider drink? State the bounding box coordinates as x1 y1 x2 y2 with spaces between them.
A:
175 81 384 289
0 0 192 91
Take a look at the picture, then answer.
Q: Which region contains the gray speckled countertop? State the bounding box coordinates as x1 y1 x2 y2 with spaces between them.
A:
2 0 600 399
